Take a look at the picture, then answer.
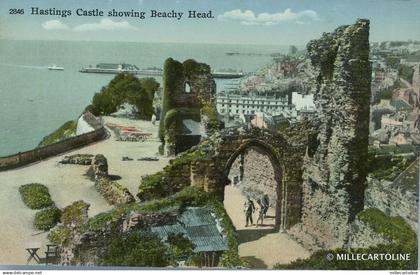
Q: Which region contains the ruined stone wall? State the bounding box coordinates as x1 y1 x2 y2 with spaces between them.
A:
0 127 107 171
159 58 217 156
301 19 371 248
91 154 135 205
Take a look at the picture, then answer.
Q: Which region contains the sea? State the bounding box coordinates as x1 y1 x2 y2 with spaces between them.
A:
0 39 289 157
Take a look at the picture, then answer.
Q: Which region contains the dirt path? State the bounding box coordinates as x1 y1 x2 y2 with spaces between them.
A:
223 185 310 268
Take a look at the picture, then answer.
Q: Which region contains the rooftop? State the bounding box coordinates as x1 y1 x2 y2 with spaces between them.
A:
391 99 413 111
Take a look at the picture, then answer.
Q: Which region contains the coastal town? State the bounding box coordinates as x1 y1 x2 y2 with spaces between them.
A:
0 19 418 270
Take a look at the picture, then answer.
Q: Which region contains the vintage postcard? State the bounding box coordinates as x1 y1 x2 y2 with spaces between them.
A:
0 0 419 273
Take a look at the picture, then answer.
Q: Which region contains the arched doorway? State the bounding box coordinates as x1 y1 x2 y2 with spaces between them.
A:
222 140 283 231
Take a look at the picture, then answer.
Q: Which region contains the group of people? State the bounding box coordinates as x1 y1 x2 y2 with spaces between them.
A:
243 194 270 227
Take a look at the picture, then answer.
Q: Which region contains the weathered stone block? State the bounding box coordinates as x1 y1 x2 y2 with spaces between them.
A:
91 154 108 180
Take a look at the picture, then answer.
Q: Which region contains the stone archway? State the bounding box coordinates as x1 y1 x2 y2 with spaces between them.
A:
222 140 284 230
190 128 306 231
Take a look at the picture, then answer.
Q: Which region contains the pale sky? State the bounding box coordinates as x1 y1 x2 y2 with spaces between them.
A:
0 0 419 45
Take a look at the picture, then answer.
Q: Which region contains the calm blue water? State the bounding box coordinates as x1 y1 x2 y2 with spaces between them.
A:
0 40 286 156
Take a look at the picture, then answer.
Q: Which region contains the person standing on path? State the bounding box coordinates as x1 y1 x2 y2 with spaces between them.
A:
256 199 265 226
244 196 255 227
262 194 270 218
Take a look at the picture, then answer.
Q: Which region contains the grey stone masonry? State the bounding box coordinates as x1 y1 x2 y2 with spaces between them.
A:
301 19 372 248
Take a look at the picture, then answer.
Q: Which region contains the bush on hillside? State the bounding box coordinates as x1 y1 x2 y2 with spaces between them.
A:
34 206 62 231
19 183 54 210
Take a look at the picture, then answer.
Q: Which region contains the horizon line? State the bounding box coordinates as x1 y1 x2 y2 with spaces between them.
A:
0 38 305 47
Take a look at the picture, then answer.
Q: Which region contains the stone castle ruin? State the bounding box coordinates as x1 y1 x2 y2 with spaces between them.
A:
154 19 372 249
159 58 218 155
49 20 379 266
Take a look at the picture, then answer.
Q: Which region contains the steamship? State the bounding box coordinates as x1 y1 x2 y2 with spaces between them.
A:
79 63 140 74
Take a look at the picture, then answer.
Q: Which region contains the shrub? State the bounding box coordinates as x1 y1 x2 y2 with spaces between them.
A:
19 183 54 209
166 233 195 264
137 171 167 201
99 231 170 267
357 208 417 244
34 206 61 231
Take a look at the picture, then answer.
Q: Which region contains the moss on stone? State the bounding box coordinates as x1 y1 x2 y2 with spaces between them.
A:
357 208 416 244
48 226 72 246
19 183 54 210
183 59 211 77
159 58 185 142
48 200 90 246
158 58 217 154
137 147 210 201
60 200 90 226
94 178 135 206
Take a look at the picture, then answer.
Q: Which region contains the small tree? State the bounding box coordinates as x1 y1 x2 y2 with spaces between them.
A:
89 74 159 119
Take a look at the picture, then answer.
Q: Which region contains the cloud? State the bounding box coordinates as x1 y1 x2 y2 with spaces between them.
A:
218 8 320 25
41 20 69 30
73 18 138 31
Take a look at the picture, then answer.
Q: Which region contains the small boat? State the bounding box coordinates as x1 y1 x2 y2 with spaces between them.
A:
48 64 64 71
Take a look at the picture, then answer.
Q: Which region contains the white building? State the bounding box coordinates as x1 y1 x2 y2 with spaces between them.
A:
76 112 102 135
216 93 293 117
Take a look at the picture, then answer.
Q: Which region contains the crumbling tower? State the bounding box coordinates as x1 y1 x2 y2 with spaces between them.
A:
159 58 217 156
301 19 371 248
